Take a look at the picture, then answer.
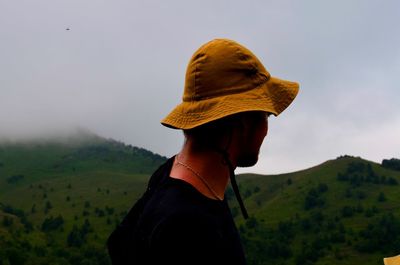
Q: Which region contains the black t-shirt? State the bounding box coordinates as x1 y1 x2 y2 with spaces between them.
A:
135 175 247 265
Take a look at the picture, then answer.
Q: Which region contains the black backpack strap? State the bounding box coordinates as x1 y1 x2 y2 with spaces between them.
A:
107 156 175 265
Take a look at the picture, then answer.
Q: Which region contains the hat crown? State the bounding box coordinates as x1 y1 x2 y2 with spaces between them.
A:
183 39 270 101
161 38 299 130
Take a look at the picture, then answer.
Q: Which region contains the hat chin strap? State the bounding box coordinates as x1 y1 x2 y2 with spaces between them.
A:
214 132 249 219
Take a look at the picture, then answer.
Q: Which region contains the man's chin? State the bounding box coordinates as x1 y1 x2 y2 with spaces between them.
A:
237 155 258 168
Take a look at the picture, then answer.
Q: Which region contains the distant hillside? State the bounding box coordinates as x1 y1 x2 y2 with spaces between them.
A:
0 134 399 265
234 155 400 265
0 130 167 186
0 132 167 264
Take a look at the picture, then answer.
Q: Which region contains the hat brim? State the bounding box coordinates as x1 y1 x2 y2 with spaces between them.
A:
161 76 299 130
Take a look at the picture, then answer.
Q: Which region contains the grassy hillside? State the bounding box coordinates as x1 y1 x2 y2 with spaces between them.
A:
0 133 167 265
0 134 399 265
235 156 400 265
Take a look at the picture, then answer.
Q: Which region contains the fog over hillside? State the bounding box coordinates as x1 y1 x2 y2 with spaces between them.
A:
1 0 399 174
0 127 104 145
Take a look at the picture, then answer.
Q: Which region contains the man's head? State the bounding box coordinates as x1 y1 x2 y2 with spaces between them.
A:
182 111 270 167
162 38 299 165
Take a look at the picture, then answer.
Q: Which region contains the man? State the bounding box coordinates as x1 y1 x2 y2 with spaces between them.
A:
108 39 299 265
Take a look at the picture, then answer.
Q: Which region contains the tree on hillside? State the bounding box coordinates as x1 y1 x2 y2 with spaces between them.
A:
304 186 327 210
41 215 64 232
82 210 90 217
245 216 258 229
105 206 114 215
382 158 400 171
357 191 367 200
356 203 364 213
388 177 398 185
67 225 84 247
318 183 328 193
2 216 14 227
365 208 375 218
31 204 36 214
95 207 105 217
341 206 354 218
378 192 387 202
4 247 27 265
6 174 24 184
81 219 92 235
67 219 93 248
357 213 400 253
44 201 52 214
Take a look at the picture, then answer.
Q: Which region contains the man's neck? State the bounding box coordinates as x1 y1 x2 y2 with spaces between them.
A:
170 146 233 200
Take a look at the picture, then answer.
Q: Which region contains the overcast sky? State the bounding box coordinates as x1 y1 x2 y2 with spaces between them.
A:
1 0 399 174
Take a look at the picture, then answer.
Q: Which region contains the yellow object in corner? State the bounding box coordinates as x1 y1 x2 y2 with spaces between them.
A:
384 255 400 265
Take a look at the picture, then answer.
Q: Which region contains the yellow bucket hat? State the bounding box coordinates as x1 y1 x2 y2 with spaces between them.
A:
161 39 299 129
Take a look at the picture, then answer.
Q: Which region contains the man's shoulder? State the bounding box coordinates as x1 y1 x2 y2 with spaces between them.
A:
146 177 223 218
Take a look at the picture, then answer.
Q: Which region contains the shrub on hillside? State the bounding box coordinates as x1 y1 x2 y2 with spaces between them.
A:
337 161 397 187
378 192 387 202
388 177 398 185
0 204 33 232
304 186 327 210
341 206 355 218
382 158 400 171
357 213 400 253
67 219 93 247
41 215 64 232
6 174 24 184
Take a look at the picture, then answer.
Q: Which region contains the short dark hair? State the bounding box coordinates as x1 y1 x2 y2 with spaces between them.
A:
183 111 267 150
183 114 240 148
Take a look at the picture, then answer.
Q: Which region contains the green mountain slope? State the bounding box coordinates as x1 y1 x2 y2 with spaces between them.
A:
0 133 167 265
0 134 399 265
235 156 400 265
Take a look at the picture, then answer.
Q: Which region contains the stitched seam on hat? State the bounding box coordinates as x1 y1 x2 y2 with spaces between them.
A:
231 42 260 82
187 78 269 102
193 62 197 101
166 96 276 129
230 41 269 95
